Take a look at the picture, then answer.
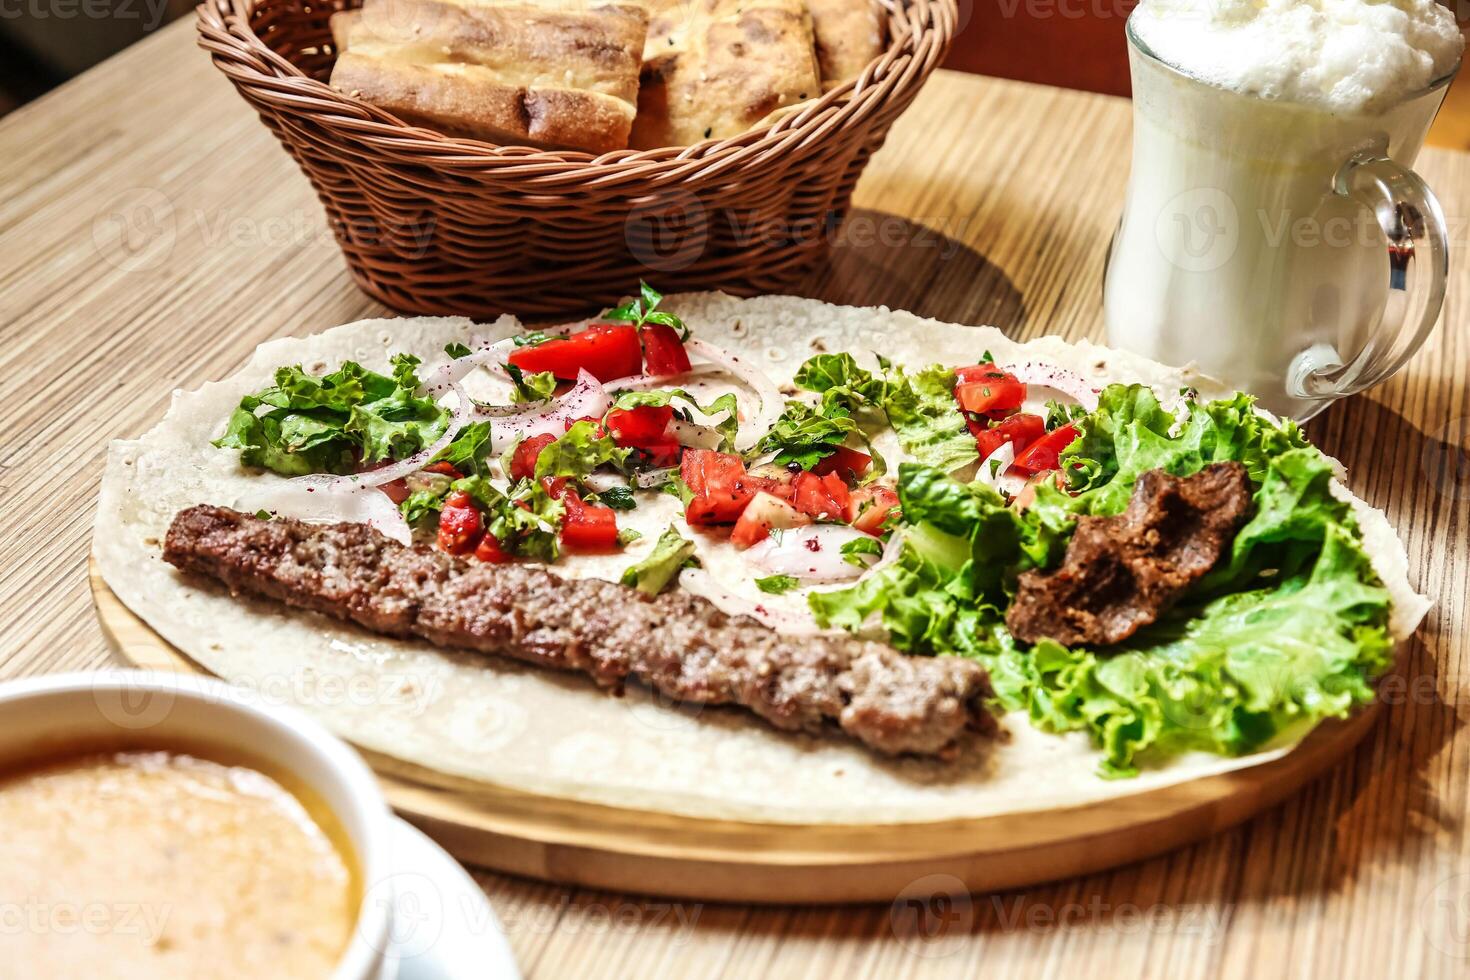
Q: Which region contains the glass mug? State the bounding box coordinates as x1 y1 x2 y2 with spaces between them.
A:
1103 18 1457 419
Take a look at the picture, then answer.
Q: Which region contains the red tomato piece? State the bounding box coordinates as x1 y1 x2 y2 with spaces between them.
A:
640 323 692 376
506 323 642 383
632 439 683 469
682 449 762 525
436 491 483 555
791 471 851 522
954 371 1026 416
474 532 512 564
1011 424 1080 476
559 491 621 553
730 492 812 549
606 405 674 445
510 433 558 482
379 479 410 505
421 461 464 479
810 446 872 480
973 412 1047 461
848 485 900 535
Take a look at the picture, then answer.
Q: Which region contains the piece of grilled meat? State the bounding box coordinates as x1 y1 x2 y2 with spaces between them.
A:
163 505 994 757
1006 462 1252 647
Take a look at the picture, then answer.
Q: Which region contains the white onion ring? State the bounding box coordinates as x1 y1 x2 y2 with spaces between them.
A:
685 338 784 451
677 568 832 635
744 525 877 582
974 441 1027 496
610 364 727 391
238 482 412 545
1000 360 1101 410
668 417 724 450
633 467 676 490
418 338 516 396
476 369 609 449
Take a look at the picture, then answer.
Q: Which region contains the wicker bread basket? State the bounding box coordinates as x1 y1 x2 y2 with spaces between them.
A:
197 0 958 317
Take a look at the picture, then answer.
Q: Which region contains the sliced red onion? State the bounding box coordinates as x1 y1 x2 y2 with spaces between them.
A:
744 525 876 582
685 338 783 451
974 441 1028 496
1001 360 1101 410
477 369 609 449
676 568 831 635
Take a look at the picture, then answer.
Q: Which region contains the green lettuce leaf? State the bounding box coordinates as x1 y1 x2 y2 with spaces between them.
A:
879 365 979 473
813 388 1394 776
533 420 632 482
214 356 451 476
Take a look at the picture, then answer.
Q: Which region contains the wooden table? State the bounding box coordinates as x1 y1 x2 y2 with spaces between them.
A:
5 19 1470 979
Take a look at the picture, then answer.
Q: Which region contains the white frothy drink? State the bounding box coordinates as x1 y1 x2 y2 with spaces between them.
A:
1105 0 1463 417
1133 0 1462 112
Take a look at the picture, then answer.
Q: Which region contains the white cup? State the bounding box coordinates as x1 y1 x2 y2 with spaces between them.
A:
0 670 396 980
1104 16 1457 419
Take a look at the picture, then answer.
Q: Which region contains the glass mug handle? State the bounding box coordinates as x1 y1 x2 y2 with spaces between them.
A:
1287 151 1450 400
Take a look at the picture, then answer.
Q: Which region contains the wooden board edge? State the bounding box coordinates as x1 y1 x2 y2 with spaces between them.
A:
88 555 1379 903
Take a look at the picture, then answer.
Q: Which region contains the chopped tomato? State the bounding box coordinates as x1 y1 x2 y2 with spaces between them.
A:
506 323 642 383
848 485 899 535
606 404 674 444
730 492 812 549
631 439 683 468
510 433 558 482
682 449 765 524
379 479 410 505
954 363 1009 383
791 471 851 522
559 490 620 553
810 446 872 480
973 412 1047 460
474 532 512 563
421 461 463 479
436 491 483 555
640 323 692 376
540 476 569 500
1011 424 1079 476
954 370 1026 416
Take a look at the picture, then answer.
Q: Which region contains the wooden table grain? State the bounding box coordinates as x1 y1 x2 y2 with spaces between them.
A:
4 19 1470 979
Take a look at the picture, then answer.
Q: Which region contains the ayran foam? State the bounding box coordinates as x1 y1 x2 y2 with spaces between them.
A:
1132 0 1463 113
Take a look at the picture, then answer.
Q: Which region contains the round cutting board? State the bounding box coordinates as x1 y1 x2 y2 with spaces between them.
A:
89 558 1379 904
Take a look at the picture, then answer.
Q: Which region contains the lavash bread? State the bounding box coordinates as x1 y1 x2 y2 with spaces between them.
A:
630 0 822 149
328 0 647 153
96 292 1429 824
806 0 885 90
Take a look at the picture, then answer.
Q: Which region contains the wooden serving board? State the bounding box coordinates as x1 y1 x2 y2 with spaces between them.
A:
90 558 1379 904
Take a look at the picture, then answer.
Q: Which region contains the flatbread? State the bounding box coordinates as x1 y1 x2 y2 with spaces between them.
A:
630 0 822 148
329 0 647 153
807 0 886 90
93 293 1429 824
